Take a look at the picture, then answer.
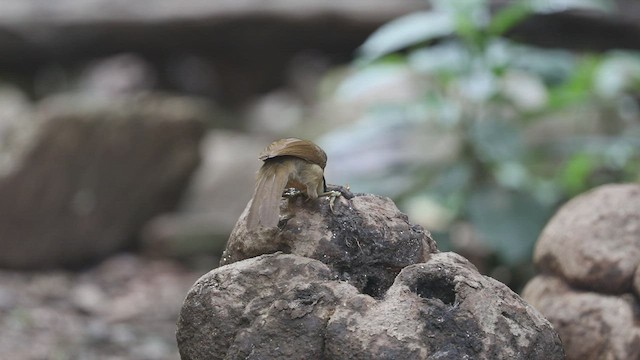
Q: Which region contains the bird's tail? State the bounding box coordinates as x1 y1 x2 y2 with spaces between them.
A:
246 162 290 229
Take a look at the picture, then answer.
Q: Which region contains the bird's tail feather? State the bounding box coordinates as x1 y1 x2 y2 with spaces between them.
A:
246 163 290 229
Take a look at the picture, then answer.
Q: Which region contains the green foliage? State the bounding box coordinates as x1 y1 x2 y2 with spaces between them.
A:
326 0 640 276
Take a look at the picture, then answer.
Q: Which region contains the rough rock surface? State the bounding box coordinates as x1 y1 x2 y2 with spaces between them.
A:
533 183 640 293
523 183 640 360
177 252 564 360
178 194 564 359
222 191 437 298
523 276 640 360
0 94 205 268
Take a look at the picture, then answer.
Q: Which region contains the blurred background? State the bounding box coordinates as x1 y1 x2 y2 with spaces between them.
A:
0 0 639 358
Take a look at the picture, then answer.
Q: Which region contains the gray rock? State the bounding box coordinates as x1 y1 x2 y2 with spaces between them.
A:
177 252 564 360
140 131 271 258
0 94 205 268
222 191 437 298
523 275 640 360
77 53 157 96
635 265 640 299
0 0 426 104
327 252 564 360
533 183 640 293
523 183 640 360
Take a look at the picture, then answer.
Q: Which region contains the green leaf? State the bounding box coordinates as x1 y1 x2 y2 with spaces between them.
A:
488 2 533 36
530 0 616 14
505 43 576 84
448 0 490 47
594 52 640 98
359 11 455 62
335 63 407 100
430 163 473 211
407 41 469 74
470 118 523 162
467 186 553 264
560 153 595 195
547 55 601 109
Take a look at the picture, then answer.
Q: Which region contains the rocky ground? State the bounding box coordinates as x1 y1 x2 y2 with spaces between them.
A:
0 253 211 360
1 2 640 359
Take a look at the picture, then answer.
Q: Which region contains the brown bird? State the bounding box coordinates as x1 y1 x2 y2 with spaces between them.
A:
246 138 331 229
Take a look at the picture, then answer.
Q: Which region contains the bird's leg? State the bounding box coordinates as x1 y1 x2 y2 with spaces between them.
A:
278 188 303 227
320 184 353 213
318 190 342 213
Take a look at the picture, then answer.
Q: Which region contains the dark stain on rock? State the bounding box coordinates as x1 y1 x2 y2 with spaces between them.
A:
413 273 457 306
419 304 484 358
311 193 431 298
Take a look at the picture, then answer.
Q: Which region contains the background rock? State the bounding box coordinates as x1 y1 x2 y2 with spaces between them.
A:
140 131 270 260
523 183 640 360
0 94 206 268
6 1 640 107
177 252 564 360
0 0 427 106
222 191 437 298
523 275 640 360
635 265 640 298
533 183 640 293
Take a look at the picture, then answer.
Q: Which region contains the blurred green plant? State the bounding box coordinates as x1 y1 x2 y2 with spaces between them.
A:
325 0 640 287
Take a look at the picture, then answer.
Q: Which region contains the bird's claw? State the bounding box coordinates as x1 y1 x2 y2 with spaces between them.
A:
325 190 342 213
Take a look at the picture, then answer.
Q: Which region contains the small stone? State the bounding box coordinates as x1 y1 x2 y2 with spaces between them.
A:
71 283 106 314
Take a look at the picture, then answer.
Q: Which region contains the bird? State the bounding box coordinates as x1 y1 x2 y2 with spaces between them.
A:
246 138 332 229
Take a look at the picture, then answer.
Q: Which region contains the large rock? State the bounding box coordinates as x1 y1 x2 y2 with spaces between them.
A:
533 183 640 293
140 131 270 258
177 252 564 359
222 191 437 298
177 193 564 359
523 276 640 360
0 94 205 268
635 265 640 298
523 183 640 360
0 0 426 105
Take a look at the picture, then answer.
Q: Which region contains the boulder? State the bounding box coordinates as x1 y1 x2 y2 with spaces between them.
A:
523 276 640 360
533 183 640 293
635 265 640 298
177 252 564 359
0 94 205 268
177 193 564 359
523 183 640 360
140 131 269 259
0 0 426 105
221 191 436 298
